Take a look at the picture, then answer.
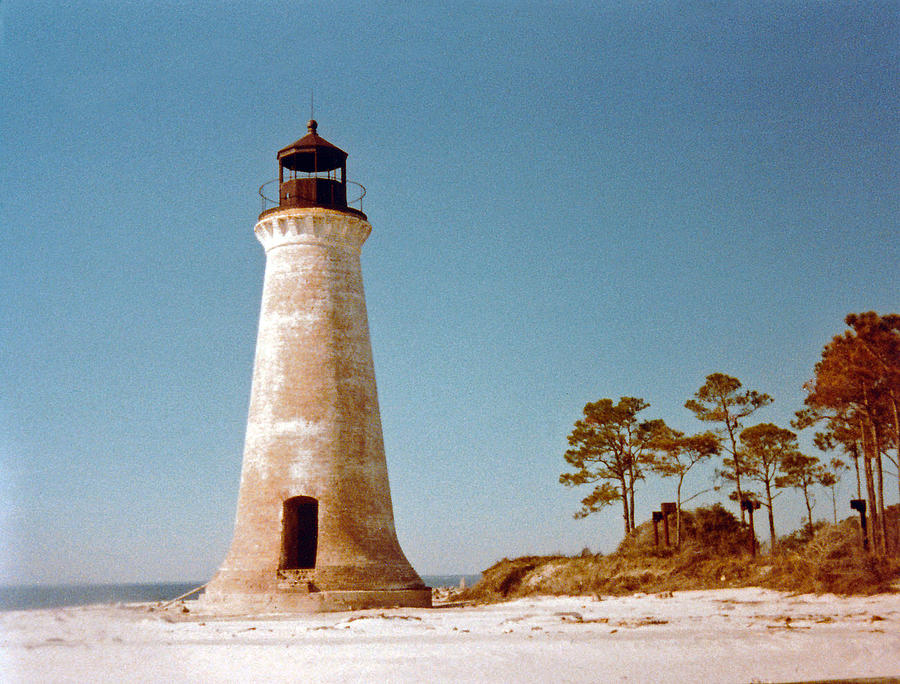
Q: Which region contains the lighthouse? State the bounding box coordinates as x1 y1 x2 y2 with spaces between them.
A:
202 121 430 612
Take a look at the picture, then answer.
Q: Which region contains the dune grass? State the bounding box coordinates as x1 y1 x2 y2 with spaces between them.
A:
462 505 900 602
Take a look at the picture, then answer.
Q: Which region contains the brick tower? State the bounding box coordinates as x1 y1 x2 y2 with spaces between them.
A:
202 121 430 612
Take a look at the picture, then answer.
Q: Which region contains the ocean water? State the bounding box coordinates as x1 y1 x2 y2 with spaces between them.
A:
0 583 204 612
0 576 481 612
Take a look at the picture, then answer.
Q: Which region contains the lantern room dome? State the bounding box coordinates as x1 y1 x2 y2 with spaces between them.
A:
277 120 347 173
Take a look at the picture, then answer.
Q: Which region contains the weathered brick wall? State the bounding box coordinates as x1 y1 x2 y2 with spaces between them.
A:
204 207 426 607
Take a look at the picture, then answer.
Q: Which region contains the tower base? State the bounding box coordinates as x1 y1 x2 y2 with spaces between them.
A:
197 588 432 614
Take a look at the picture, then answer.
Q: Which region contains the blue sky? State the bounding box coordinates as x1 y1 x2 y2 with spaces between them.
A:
1 1 897 584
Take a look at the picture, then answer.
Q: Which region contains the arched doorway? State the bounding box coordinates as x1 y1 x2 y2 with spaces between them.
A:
279 496 318 570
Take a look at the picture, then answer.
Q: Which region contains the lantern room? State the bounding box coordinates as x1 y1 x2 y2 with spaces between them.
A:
272 119 362 215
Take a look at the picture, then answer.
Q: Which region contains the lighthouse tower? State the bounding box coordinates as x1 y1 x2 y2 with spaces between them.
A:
203 121 430 612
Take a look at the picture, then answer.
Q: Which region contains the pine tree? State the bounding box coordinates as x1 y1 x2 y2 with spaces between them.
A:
648 427 719 546
685 373 772 522
560 397 661 536
739 423 799 553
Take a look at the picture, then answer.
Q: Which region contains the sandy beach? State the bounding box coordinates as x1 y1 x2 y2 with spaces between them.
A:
2 587 899 683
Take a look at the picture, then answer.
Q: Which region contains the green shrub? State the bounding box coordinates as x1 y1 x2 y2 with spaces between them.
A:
688 504 751 555
779 520 829 553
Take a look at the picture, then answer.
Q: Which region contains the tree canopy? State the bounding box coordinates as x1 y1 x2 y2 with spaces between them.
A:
800 312 900 554
739 422 802 552
560 397 662 536
648 427 719 545
556 312 898 559
685 373 772 521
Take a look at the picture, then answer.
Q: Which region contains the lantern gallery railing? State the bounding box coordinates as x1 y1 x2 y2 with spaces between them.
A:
258 179 366 214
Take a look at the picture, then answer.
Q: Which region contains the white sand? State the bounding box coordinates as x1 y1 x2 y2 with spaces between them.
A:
2 588 899 683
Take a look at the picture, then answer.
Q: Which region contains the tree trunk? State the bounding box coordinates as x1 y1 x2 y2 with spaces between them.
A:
852 444 862 499
872 422 887 555
627 467 636 533
734 467 745 523
862 392 887 555
725 415 746 524
891 392 900 520
860 417 880 553
803 483 814 534
765 480 776 554
620 476 630 535
676 476 684 548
